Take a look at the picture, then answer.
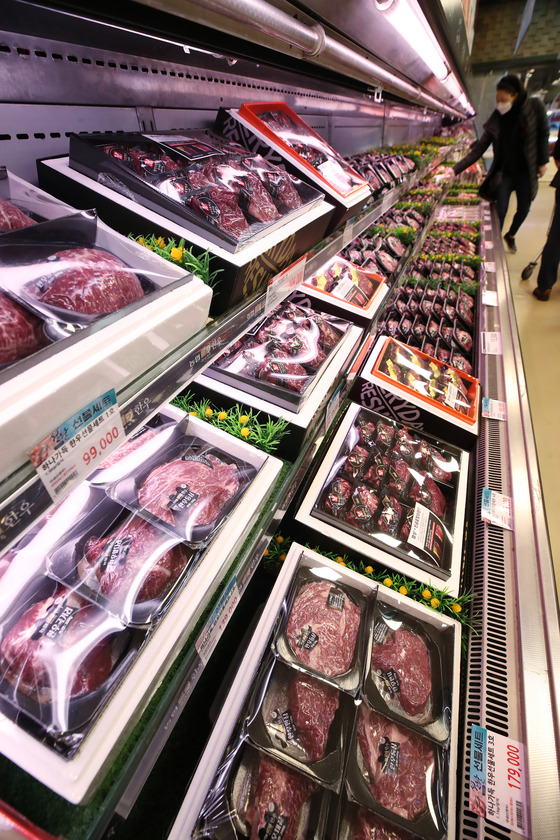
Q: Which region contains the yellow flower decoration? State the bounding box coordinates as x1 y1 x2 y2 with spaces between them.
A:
336 556 345 565
156 236 166 248
364 566 373 575
430 598 440 609
451 603 462 613
137 236 144 244
205 407 213 417
276 536 284 544
241 427 250 438
399 585 408 596
239 414 249 425
383 578 393 588
189 411 198 417
263 549 269 556
218 411 228 420
170 247 183 261
279 553 286 561
422 589 432 600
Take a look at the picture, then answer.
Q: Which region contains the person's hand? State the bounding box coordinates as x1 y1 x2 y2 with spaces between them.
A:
538 164 547 178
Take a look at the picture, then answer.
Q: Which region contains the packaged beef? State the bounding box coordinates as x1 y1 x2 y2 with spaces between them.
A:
188 185 250 240
370 628 432 719
363 453 389 491
244 754 317 840
97 427 159 470
344 485 380 529
79 514 191 613
203 163 281 223
357 704 435 822
28 247 145 317
0 199 37 231
285 579 361 678
351 807 415 840
325 477 353 515
343 446 370 480
408 472 446 517
377 496 402 536
259 351 311 394
387 460 411 498
0 291 47 365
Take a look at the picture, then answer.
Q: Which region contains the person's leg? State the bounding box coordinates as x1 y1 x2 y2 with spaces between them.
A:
534 191 560 299
495 172 513 230
507 169 533 236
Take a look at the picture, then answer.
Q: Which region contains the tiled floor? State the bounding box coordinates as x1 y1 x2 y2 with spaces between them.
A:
503 161 560 596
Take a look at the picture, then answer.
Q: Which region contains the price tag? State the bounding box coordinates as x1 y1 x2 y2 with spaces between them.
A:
481 488 513 530
265 255 307 314
484 224 493 231
484 240 494 250
196 576 241 665
482 289 498 306
342 220 355 248
482 398 507 421
30 390 125 502
469 725 528 835
483 263 496 276
325 383 344 430
481 331 502 355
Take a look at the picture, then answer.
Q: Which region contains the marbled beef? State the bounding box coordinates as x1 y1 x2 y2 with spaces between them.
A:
0 199 37 231
286 579 360 677
371 629 432 717
31 248 144 315
408 472 446 518
357 705 434 821
138 454 240 528
245 755 316 840
82 515 188 602
188 185 250 240
288 671 339 762
0 292 46 364
0 587 114 704
353 808 415 840
98 427 158 470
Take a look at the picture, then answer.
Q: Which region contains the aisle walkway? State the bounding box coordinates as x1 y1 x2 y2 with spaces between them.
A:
503 162 560 597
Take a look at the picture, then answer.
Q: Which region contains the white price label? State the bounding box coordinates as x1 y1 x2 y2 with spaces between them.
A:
481 488 513 530
342 220 355 248
484 240 494 250
470 726 528 835
266 255 307 313
196 576 241 665
482 398 507 421
483 263 496 276
484 224 493 231
325 385 343 430
481 331 502 355
30 390 124 502
482 289 498 305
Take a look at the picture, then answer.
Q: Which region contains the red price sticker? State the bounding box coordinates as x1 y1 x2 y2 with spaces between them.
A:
30 390 125 502
487 732 528 834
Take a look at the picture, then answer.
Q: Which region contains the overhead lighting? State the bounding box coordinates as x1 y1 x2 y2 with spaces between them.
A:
373 0 450 82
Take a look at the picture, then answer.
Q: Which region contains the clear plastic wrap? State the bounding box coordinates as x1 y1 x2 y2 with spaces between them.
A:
304 256 386 311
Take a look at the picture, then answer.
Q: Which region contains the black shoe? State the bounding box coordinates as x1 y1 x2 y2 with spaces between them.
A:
504 232 517 254
533 287 551 300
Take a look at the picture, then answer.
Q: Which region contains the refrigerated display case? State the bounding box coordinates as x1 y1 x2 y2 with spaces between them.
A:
0 2 559 840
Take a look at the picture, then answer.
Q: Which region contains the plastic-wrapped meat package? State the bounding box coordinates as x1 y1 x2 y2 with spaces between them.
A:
260 666 340 765
244 754 317 840
378 496 402 536
363 453 389 491
392 429 415 463
375 249 399 276
188 185 250 241
344 485 380 529
352 807 415 840
0 199 37 231
259 351 310 394
385 236 406 258
79 514 190 616
0 291 47 365
451 352 472 376
375 421 395 450
324 477 353 515
408 472 446 517
343 446 369 480
28 248 145 316
454 324 473 354
357 705 435 822
245 160 303 210
306 312 340 349
370 628 432 719
286 579 361 677
0 584 130 734
356 419 377 448
387 460 411 498
279 330 326 370
203 163 281 223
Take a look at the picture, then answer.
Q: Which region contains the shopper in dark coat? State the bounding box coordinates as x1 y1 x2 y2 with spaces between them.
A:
450 75 549 253
533 129 560 300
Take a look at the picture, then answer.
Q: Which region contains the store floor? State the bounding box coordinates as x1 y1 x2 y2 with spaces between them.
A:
503 161 560 597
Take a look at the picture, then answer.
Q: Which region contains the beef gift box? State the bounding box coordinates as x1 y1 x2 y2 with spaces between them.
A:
166 543 461 840
38 129 334 316
349 334 480 449
214 102 372 233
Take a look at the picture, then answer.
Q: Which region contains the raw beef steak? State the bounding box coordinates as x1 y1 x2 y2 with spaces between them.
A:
324 477 353 515
98 427 158 470
0 199 37 230
371 629 432 717
82 515 188 603
408 472 446 518
357 705 434 821
286 579 360 676
345 485 380 529
188 185 250 240
245 754 316 840
0 292 46 364
353 807 414 840
138 453 240 528
287 671 339 762
31 248 144 315
203 163 281 222
0 587 114 704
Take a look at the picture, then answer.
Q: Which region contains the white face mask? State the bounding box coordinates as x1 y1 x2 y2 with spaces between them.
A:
496 101 513 115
